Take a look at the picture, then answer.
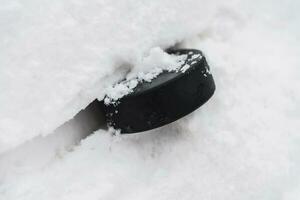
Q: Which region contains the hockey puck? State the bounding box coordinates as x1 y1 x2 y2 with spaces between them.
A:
104 49 215 133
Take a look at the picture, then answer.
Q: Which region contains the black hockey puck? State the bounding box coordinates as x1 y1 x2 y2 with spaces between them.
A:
104 49 215 133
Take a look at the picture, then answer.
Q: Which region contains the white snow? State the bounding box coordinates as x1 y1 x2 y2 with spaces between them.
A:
180 64 190 73
1 0 300 200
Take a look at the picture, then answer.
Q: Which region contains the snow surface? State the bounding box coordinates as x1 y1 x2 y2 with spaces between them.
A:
1 0 300 199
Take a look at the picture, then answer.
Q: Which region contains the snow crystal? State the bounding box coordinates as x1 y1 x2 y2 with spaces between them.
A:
104 79 138 105
180 64 190 73
190 54 202 60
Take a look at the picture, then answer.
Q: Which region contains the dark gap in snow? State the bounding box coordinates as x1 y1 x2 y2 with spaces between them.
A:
0 100 106 179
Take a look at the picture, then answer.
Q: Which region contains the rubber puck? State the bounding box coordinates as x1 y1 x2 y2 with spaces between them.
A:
104 49 215 133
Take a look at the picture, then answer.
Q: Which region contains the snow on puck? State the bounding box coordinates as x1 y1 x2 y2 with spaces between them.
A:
104 49 215 133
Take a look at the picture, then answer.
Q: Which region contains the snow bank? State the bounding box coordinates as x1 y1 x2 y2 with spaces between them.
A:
0 0 218 153
1 0 300 199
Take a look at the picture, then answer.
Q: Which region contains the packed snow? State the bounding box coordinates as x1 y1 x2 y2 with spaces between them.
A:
1 0 300 200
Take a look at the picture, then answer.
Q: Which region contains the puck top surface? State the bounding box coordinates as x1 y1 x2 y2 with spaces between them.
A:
124 49 206 98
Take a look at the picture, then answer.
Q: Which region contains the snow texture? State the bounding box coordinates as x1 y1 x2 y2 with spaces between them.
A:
1 0 300 200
